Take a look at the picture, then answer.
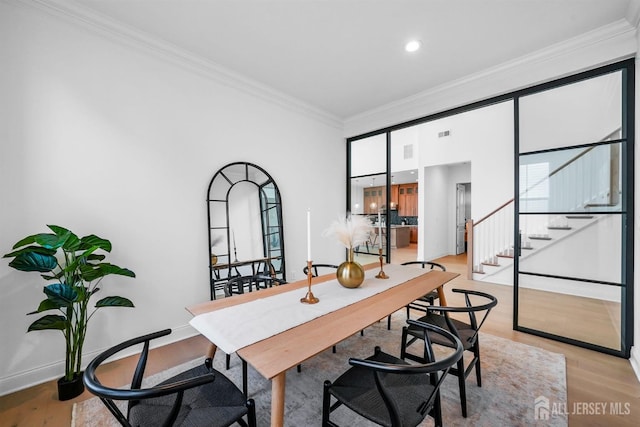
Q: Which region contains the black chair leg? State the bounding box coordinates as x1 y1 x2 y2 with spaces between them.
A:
322 381 332 426
332 345 336 353
226 353 231 370
387 314 391 330
457 358 468 418
297 364 302 373
400 327 408 359
475 342 482 387
432 389 443 427
242 359 248 397
246 398 256 427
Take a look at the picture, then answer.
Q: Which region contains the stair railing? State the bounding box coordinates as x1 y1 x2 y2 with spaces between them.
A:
468 200 514 277
467 128 621 278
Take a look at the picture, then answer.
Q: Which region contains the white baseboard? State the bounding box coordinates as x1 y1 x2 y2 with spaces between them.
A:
0 324 199 396
630 345 640 383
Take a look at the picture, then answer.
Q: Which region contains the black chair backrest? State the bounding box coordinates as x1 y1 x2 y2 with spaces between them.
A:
401 260 446 271
348 320 463 426
426 288 497 343
224 275 257 296
83 329 216 426
302 263 338 277
253 274 287 289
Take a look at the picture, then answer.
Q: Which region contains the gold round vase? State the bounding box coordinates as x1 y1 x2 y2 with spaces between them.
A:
336 248 365 288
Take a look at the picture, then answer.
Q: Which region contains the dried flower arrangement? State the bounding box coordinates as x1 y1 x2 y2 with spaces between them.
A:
323 214 372 249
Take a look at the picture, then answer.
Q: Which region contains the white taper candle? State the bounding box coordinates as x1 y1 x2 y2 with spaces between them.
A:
307 209 311 261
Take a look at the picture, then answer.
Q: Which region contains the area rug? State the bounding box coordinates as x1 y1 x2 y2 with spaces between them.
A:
72 312 567 426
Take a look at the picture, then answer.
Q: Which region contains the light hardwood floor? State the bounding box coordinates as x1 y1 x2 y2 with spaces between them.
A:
1 253 639 426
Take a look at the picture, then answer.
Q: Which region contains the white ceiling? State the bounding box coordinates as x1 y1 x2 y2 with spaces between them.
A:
64 0 635 120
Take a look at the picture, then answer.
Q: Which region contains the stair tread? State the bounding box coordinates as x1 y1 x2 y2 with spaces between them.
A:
481 262 500 267
547 226 572 230
496 254 514 258
566 215 594 219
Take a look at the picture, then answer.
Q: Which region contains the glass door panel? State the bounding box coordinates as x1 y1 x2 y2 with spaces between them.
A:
515 65 631 356
351 173 387 258
519 71 622 152
517 274 621 350
349 133 389 263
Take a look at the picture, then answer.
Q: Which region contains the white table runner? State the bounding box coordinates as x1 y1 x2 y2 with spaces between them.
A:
189 264 428 354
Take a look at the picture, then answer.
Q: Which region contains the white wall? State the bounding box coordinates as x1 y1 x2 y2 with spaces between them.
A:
417 163 471 261
417 101 515 222
0 2 345 394
420 166 449 260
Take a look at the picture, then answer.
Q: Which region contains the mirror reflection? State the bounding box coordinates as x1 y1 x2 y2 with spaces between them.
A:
207 162 285 299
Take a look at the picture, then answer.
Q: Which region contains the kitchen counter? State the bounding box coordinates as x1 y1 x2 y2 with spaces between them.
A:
373 225 410 248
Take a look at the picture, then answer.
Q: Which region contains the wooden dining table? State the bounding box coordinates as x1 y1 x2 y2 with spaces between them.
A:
186 263 457 427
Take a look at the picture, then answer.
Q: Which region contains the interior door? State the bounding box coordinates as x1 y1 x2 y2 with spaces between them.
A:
456 184 466 254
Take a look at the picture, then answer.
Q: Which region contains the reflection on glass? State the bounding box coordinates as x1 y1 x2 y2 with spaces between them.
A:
519 142 623 213
519 213 622 284
350 134 386 177
518 274 621 351
207 163 285 299
350 174 387 256
519 71 622 152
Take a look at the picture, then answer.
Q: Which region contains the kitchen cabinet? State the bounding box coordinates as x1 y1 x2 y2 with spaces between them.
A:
409 226 418 243
390 185 399 210
375 226 410 248
363 186 386 214
398 183 418 216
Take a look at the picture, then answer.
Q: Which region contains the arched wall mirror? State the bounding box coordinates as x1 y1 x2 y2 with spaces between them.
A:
207 162 286 299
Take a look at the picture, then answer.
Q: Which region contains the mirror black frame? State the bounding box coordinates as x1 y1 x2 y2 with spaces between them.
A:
207 162 286 299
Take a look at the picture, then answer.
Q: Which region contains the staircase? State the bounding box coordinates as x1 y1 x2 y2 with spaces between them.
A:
468 128 621 284
472 214 598 284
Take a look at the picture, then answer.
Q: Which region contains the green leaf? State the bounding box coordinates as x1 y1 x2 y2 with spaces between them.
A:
47 226 81 252
80 263 135 282
47 225 71 236
27 298 64 314
86 254 106 261
11 234 36 250
27 315 67 331
78 235 112 252
34 232 68 250
95 296 134 308
3 245 56 258
43 283 78 307
8 252 57 272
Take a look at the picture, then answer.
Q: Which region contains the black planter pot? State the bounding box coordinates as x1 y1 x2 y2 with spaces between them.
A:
57 373 84 401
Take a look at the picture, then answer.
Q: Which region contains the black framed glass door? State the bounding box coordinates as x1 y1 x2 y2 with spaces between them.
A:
515 62 634 357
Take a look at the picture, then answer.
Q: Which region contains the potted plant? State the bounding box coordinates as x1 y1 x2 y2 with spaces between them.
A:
2 225 135 400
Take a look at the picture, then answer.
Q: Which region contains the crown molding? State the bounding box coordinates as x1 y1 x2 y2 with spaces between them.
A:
8 0 342 129
345 18 637 135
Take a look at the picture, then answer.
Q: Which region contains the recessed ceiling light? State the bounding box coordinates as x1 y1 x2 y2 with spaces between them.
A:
405 40 422 53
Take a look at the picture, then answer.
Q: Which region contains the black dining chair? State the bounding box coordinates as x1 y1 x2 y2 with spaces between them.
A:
322 319 463 427
303 263 339 277
83 329 256 427
384 261 446 330
253 274 287 290
400 289 498 418
223 275 258 296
